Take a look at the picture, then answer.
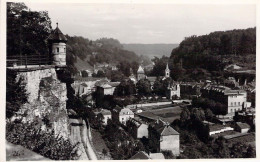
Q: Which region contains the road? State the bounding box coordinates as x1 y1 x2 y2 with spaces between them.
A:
69 118 97 160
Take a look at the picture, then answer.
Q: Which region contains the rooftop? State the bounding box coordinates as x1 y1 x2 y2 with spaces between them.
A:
47 23 67 42
236 122 250 129
130 151 150 159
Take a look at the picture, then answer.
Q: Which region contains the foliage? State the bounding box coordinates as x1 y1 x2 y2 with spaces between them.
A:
92 70 105 77
150 56 169 76
66 36 143 75
136 79 152 96
114 79 136 96
7 2 52 56
171 28 256 56
152 77 173 96
6 70 28 118
102 119 144 159
6 120 78 160
192 97 226 115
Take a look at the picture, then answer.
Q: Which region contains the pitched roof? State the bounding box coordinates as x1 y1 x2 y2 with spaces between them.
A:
107 82 120 87
100 109 111 115
137 66 145 73
130 151 150 159
236 122 250 129
100 84 112 89
47 24 67 42
160 125 179 135
137 111 159 121
120 108 134 115
151 119 179 135
81 83 88 87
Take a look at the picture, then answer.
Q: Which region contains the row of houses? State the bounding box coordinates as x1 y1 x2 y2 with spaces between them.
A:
94 108 180 156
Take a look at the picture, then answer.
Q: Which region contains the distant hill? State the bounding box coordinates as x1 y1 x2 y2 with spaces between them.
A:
66 36 149 74
122 44 179 58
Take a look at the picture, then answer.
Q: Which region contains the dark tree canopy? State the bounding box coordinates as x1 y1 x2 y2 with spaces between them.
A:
7 2 52 56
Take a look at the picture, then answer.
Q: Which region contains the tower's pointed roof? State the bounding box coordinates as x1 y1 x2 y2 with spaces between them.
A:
137 65 144 73
166 63 169 70
48 23 67 42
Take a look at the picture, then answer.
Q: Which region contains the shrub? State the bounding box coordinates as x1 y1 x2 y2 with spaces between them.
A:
6 120 78 160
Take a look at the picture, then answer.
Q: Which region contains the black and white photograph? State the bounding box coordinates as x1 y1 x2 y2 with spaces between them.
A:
2 0 258 161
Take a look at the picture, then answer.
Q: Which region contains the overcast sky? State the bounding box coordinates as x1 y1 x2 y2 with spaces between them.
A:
26 2 256 44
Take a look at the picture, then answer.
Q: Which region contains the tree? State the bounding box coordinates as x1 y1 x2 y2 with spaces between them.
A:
191 108 205 122
136 79 151 96
180 108 190 124
115 79 136 96
102 148 108 158
205 108 214 120
6 70 28 118
81 71 88 77
7 2 52 56
245 145 256 158
95 70 105 77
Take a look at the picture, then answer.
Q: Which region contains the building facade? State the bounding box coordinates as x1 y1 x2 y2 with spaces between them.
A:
149 119 180 155
201 85 247 115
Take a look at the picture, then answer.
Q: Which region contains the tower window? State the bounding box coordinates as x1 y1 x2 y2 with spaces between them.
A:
57 47 59 52
64 48 66 52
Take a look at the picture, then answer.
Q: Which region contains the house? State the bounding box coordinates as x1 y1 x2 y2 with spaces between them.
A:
94 109 112 125
148 119 180 155
96 82 120 96
113 108 134 125
235 122 250 133
72 76 109 95
166 83 180 99
128 117 149 139
201 85 247 115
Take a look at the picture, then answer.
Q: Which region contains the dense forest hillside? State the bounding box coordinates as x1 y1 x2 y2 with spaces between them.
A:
171 27 256 56
145 28 256 82
66 36 148 74
123 44 178 58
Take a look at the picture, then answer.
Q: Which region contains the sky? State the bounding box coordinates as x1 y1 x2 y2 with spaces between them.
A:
25 2 256 44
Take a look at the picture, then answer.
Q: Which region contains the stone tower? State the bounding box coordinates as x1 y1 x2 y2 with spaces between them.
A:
47 23 67 66
165 63 170 78
137 65 146 81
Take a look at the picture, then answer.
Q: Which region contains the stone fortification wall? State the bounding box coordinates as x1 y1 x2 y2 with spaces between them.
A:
15 68 69 139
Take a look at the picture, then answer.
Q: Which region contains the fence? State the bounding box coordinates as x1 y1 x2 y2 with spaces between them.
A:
7 54 51 67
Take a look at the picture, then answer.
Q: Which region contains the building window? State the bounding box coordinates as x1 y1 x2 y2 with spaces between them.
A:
234 102 236 106
64 48 66 51
57 47 59 52
231 109 233 112
122 118 124 121
238 102 240 106
231 102 233 106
